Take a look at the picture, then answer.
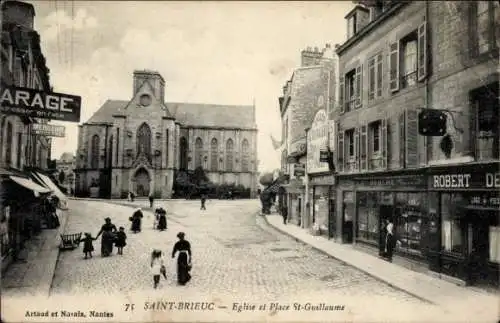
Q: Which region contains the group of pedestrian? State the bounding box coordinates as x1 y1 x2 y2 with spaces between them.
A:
150 232 192 288
79 207 192 287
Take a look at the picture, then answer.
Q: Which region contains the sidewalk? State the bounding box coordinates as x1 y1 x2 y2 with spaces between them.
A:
2 209 69 298
263 214 499 317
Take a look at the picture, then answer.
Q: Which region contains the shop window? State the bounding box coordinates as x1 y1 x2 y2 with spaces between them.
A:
440 193 464 254
394 192 427 256
357 192 380 243
4 122 12 165
489 226 500 263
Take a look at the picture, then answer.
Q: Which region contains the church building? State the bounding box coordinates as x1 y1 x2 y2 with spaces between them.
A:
74 70 258 198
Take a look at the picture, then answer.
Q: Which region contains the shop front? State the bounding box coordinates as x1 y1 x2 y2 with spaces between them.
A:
337 172 428 262
283 178 305 226
427 163 499 288
309 174 335 238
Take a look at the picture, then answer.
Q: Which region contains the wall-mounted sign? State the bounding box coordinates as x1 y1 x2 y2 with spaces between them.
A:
319 150 330 163
307 109 332 174
429 171 500 190
294 163 305 177
309 174 335 186
354 175 426 188
31 123 66 137
0 86 82 122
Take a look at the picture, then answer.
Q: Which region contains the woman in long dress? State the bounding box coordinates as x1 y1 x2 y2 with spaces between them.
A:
157 208 167 231
96 217 117 257
130 208 143 233
171 232 192 285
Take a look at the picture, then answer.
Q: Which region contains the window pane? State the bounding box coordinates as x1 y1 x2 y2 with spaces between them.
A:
495 2 500 49
490 226 500 263
440 193 464 253
404 41 417 75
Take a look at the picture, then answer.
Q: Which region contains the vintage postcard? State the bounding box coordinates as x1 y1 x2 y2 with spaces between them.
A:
1 0 499 322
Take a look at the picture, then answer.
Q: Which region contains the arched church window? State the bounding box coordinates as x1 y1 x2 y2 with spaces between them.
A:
90 134 99 169
210 138 218 171
195 137 203 169
241 139 250 172
108 135 113 167
136 123 152 158
226 138 234 172
179 137 188 170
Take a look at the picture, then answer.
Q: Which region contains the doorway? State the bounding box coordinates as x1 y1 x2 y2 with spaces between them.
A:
379 205 393 256
134 168 150 197
468 212 494 286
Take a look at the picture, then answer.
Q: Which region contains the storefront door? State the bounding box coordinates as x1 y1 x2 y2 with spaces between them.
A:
469 212 493 285
379 205 393 255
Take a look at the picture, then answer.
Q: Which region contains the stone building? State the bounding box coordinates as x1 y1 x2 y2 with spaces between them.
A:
0 0 55 273
335 0 499 287
271 45 337 227
75 70 258 199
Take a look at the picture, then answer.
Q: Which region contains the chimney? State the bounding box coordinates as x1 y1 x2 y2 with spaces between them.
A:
2 1 36 30
322 43 335 59
301 46 324 67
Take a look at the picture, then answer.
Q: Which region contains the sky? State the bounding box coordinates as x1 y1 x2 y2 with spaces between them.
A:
28 1 354 173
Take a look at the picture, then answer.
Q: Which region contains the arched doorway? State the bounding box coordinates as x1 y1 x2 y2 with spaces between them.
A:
134 168 150 197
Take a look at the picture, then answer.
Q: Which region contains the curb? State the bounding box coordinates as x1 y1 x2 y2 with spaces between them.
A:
46 209 70 297
260 214 435 306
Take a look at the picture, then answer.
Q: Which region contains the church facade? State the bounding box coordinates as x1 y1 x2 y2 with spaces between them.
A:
74 70 258 198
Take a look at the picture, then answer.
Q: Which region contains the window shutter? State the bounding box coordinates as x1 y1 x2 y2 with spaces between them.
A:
389 41 400 92
360 125 368 171
368 58 375 100
339 75 345 114
469 100 478 159
376 54 383 98
355 65 363 108
399 111 405 168
354 128 360 171
381 119 388 169
417 21 428 81
337 123 344 172
405 108 419 168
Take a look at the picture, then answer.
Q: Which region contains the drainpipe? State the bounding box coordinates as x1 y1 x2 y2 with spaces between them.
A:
424 0 430 164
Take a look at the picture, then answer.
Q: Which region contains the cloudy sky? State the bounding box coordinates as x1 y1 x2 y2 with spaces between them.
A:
29 1 354 172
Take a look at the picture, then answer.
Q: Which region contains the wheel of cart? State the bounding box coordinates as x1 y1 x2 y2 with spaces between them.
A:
59 233 82 250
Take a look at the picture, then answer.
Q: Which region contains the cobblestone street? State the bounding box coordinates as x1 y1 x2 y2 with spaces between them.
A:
47 199 450 321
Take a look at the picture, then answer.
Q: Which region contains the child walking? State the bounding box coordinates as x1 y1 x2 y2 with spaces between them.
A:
151 249 167 289
81 232 97 259
115 227 127 255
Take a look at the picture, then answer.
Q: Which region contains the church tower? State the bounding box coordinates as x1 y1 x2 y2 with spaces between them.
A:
133 70 165 103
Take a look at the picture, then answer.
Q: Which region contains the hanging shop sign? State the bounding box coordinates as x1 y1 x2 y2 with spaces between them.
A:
31 123 66 137
293 163 305 177
0 86 82 122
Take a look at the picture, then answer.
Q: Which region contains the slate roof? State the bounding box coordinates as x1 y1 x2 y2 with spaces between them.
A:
86 100 257 129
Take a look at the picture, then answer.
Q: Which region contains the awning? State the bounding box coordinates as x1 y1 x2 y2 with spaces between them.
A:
33 172 68 209
9 175 53 194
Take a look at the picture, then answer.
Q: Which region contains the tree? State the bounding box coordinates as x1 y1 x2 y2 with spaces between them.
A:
259 172 274 187
58 171 66 184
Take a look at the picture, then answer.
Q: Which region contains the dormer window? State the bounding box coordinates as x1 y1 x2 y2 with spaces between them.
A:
347 15 357 39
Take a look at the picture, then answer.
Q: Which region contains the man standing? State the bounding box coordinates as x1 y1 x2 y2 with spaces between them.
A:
281 205 288 225
200 194 207 210
149 194 154 208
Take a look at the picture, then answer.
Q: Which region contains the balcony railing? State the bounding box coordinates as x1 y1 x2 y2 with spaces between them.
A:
369 152 384 170
344 97 356 112
401 71 417 89
346 156 358 172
